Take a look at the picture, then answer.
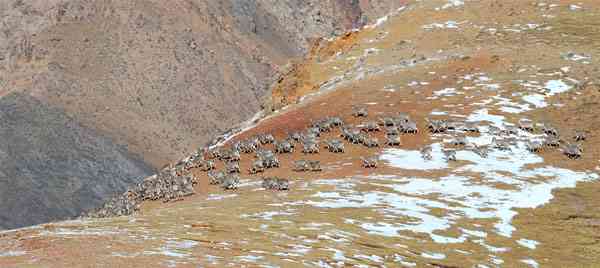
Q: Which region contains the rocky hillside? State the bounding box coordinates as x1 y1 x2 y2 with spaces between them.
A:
1 0 405 167
0 0 406 229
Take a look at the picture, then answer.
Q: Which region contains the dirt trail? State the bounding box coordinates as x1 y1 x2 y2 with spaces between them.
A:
1 0 600 267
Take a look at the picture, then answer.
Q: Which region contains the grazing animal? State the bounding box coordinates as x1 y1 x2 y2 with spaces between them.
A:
562 143 583 159
361 156 378 168
275 140 294 154
292 160 311 172
222 174 240 190
258 133 276 144
360 121 381 132
574 130 587 142
519 119 535 132
302 141 320 154
443 149 457 161
226 162 240 174
526 140 543 153
541 123 559 137
249 160 265 174
352 106 369 117
421 145 433 160
325 139 345 153
362 136 380 148
208 171 226 185
492 137 511 151
385 134 402 146
262 177 290 191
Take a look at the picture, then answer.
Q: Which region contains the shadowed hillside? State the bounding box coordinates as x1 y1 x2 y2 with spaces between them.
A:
0 92 154 230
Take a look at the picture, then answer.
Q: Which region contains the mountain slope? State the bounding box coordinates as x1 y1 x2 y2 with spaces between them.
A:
1 0 600 267
0 0 405 229
1 0 406 167
0 92 154 230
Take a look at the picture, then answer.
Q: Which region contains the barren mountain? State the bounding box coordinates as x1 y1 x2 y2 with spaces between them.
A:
1 0 405 166
0 0 406 229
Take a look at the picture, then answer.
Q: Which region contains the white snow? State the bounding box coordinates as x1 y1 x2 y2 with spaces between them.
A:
423 21 461 30
438 0 464 10
421 252 446 260
380 143 449 170
0 251 26 257
544 79 572 95
522 94 548 108
517 239 540 250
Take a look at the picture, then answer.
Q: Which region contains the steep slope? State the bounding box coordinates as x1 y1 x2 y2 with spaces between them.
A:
0 0 406 167
0 92 153 230
2 0 600 267
0 0 404 229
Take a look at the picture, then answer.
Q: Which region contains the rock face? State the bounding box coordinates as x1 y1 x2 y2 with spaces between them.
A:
0 0 404 229
0 93 154 230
